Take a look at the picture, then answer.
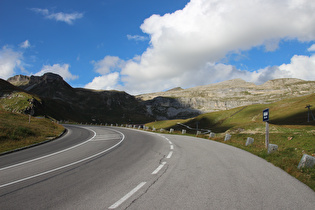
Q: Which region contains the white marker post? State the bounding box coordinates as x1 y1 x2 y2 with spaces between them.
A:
263 108 269 148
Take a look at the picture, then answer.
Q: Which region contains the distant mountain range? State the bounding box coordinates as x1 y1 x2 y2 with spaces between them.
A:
1 73 315 123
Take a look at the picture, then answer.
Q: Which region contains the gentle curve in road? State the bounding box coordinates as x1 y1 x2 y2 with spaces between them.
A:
1 125 314 209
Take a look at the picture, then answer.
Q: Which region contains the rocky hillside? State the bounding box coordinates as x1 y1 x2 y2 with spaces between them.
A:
138 78 315 120
3 73 315 122
6 73 153 124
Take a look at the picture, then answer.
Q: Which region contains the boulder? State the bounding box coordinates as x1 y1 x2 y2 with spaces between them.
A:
298 154 315 169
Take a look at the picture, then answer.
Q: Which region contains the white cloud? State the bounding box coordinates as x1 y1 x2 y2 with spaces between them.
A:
308 44 315 52
87 0 315 94
19 40 31 49
0 46 23 79
278 54 315 80
84 72 120 90
92 56 125 75
31 8 83 25
121 0 315 93
34 64 78 81
127 35 149 41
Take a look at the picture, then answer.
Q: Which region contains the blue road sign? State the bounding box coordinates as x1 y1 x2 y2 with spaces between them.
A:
263 108 269 122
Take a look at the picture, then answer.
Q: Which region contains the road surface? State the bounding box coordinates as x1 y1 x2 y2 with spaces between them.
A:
0 124 314 209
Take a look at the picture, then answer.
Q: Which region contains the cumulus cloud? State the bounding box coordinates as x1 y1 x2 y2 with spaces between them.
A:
84 72 120 90
31 8 83 25
92 56 125 75
278 54 315 80
88 0 315 94
34 64 78 81
0 46 23 79
19 40 31 49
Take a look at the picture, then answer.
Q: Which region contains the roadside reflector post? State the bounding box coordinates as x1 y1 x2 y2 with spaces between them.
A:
263 108 270 149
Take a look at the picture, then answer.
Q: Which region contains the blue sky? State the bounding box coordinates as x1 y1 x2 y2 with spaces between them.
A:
1 0 315 94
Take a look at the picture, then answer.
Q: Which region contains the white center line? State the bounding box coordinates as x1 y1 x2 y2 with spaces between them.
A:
108 182 146 209
152 162 167 175
170 145 174 150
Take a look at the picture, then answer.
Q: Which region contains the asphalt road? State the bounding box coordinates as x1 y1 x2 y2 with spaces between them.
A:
0 125 314 209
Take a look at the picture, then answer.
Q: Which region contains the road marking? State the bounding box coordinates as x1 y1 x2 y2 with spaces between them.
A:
0 129 125 188
170 145 174 150
108 182 146 209
152 162 167 175
0 127 97 171
91 134 122 141
166 151 173 159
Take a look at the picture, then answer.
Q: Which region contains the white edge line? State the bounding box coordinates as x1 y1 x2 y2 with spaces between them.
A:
0 129 125 188
166 151 173 159
108 182 146 209
151 162 167 175
0 126 97 171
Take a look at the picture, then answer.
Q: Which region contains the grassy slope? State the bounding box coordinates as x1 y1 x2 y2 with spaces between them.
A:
146 93 315 191
0 107 65 153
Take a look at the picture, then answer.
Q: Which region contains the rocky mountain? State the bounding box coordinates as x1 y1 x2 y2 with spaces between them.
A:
137 78 315 120
6 73 153 124
3 73 315 122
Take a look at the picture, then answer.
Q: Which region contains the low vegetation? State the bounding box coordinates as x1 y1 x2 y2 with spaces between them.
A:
0 107 64 154
146 93 315 191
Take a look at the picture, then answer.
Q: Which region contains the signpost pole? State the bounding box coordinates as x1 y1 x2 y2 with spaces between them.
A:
265 121 269 148
263 108 270 149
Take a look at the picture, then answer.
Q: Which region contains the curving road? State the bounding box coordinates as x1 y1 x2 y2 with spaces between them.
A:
0 125 314 209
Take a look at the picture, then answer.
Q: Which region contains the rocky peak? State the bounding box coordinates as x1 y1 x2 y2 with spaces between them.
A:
7 75 30 86
166 87 184 92
28 73 64 85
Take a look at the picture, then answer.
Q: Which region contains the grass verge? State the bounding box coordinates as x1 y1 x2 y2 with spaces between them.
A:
0 108 65 154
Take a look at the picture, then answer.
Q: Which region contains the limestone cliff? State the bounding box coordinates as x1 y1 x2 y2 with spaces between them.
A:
138 78 315 119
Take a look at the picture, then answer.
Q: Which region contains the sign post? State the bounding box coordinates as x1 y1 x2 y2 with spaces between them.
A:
263 108 269 148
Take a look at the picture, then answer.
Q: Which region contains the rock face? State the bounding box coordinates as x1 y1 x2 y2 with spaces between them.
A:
138 78 315 119
6 73 153 123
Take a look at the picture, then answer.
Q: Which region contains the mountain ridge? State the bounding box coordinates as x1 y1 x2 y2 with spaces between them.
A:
4 73 315 122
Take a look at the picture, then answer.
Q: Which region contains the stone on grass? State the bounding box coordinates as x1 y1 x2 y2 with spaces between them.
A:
209 132 215 138
268 144 278 154
224 134 231 141
298 154 315 169
246 137 254 146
